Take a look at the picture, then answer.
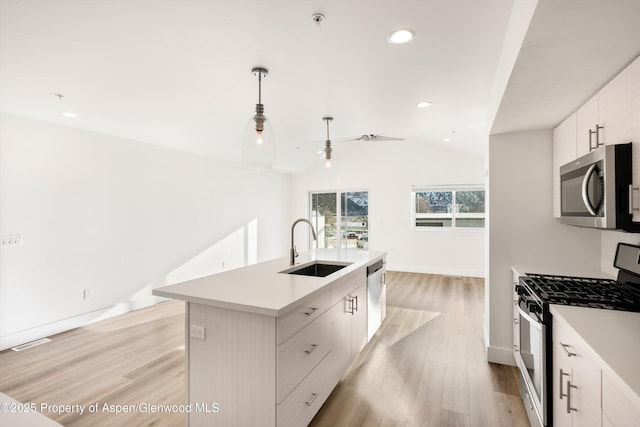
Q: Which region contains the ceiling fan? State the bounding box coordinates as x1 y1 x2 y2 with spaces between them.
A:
341 134 405 142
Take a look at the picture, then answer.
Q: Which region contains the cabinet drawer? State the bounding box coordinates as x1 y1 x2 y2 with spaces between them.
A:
276 352 335 427
276 312 332 403
277 289 331 345
330 267 365 305
602 372 640 427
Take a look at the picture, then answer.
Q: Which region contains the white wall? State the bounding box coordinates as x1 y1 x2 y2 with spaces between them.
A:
486 129 602 364
291 141 486 277
0 113 291 350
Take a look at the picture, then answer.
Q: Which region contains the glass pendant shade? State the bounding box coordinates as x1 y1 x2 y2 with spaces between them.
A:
242 67 275 168
242 112 275 167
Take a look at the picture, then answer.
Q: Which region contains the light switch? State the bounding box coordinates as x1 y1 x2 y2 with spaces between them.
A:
190 325 205 340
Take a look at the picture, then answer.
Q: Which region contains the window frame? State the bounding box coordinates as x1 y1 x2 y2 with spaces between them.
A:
309 190 369 250
411 185 485 231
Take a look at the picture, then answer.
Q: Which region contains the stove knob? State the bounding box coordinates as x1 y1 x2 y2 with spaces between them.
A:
527 302 541 314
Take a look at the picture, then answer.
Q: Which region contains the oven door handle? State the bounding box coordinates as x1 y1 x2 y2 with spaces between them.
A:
581 164 600 216
517 305 543 330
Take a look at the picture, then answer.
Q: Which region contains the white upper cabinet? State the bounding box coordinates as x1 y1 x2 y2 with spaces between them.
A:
553 113 577 217
576 94 600 157
631 57 640 221
599 64 633 146
554 54 640 220
575 60 634 157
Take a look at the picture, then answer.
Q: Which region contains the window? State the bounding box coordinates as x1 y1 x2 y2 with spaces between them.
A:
412 187 485 229
310 191 368 249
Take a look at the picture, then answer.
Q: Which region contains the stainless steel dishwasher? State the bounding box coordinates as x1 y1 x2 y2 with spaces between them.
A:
366 259 386 341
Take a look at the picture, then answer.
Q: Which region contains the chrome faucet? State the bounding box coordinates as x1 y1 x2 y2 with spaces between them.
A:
290 218 317 265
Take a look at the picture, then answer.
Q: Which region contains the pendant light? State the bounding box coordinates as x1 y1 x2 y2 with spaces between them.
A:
323 116 333 168
242 67 275 168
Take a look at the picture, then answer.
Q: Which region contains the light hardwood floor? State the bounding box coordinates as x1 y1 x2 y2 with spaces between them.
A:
0 272 529 427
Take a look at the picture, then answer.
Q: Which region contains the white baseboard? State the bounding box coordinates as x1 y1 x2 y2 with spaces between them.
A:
0 295 166 352
487 345 516 366
387 262 484 278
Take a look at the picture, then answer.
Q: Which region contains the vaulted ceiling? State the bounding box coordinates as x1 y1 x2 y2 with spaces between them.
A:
1 0 640 174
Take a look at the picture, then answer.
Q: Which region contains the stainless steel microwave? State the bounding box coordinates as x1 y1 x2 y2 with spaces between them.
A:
559 142 636 231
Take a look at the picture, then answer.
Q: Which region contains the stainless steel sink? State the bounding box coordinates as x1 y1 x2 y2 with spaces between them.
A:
280 262 351 277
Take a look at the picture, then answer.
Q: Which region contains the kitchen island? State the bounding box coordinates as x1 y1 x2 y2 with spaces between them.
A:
153 249 386 427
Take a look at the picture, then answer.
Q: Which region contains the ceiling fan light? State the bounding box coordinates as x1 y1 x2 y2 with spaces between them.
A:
388 29 415 44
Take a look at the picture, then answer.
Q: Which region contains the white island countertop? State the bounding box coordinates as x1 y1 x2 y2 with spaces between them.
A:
153 249 385 318
550 305 640 408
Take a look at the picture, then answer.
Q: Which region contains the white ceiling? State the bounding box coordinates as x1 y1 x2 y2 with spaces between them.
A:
3 1 639 174
0 0 515 173
492 0 640 135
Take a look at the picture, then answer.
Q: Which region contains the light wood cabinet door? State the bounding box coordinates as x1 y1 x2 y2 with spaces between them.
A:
553 113 577 217
576 94 599 157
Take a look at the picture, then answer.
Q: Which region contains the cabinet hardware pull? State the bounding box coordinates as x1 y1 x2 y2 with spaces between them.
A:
513 344 519 352
588 128 597 151
559 369 569 399
305 344 319 355
560 342 577 357
353 295 359 312
595 124 604 147
566 381 577 414
381 273 386 284
304 307 319 316
305 392 319 406
629 186 639 214
346 297 355 315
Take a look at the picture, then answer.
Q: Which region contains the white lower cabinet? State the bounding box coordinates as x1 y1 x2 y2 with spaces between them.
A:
552 316 601 427
276 310 332 403
602 371 640 427
552 312 640 427
276 352 336 427
187 265 374 427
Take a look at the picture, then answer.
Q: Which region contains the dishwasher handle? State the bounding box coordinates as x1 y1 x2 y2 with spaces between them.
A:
367 259 384 276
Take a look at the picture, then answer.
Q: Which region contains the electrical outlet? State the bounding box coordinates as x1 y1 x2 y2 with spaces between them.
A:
190 325 205 340
83 289 92 300
1 234 22 247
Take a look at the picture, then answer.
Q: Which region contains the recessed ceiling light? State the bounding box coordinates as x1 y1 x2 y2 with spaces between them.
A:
60 111 77 118
417 101 432 108
388 29 415 44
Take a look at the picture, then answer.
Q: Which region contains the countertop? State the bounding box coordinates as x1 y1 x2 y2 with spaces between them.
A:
153 249 386 317
550 305 640 407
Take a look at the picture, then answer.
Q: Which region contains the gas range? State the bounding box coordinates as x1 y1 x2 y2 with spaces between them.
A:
513 242 640 427
519 273 640 313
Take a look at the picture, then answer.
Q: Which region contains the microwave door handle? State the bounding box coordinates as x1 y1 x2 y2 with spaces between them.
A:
581 164 599 216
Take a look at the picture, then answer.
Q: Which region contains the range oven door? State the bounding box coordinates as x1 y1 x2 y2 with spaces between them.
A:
514 298 547 426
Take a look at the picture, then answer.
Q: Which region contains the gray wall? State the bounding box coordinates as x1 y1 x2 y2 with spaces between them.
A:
486 129 602 364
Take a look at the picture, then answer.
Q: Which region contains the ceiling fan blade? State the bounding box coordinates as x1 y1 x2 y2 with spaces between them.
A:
335 134 405 143
335 136 364 143
371 135 405 142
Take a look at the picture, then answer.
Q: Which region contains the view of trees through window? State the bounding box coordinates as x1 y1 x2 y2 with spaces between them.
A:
310 191 368 249
414 188 485 228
